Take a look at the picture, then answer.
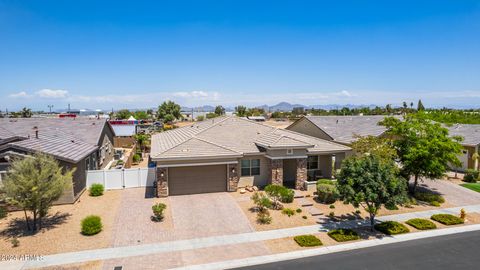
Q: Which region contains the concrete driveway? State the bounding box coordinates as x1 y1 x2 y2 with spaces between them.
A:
169 192 255 239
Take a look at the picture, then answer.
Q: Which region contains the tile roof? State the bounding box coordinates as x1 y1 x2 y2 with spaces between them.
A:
446 124 480 146
0 118 110 162
151 116 350 161
299 115 400 144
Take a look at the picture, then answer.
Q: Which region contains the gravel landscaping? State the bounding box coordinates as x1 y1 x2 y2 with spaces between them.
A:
0 190 122 255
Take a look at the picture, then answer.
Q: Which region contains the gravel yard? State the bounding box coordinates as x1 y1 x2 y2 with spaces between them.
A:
0 190 122 255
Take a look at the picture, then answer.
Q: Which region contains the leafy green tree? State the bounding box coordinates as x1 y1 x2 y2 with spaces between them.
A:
337 155 407 231
157 101 182 122
133 110 149 120
417 100 425 111
235 105 247 117
2 153 74 232
20 107 33 118
133 133 151 152
351 136 397 163
381 113 463 193
115 109 132 119
206 112 217 119
214 105 225 116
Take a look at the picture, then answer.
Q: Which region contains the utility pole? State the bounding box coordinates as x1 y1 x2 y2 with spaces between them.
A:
48 105 54 113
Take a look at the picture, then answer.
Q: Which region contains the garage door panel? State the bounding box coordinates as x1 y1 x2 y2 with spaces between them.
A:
169 165 227 195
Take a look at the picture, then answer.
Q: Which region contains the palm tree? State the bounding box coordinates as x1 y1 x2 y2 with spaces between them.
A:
20 107 32 118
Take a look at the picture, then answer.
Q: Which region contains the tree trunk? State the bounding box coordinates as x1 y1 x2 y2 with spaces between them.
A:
410 174 419 194
23 209 31 231
369 213 375 232
32 211 37 232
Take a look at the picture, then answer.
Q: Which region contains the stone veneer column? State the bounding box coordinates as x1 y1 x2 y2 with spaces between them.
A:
227 163 240 191
269 159 283 186
295 158 307 190
156 167 168 197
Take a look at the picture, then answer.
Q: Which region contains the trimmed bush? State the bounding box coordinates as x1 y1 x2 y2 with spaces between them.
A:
89 184 104 197
406 218 437 230
81 215 102 235
431 214 464 225
316 184 337 204
328 229 360 242
296 208 302 213
280 188 294 203
329 204 335 209
132 153 141 163
294 235 323 247
282 208 295 217
317 179 334 185
374 221 410 235
463 169 479 183
414 191 445 206
302 215 308 219
152 203 167 221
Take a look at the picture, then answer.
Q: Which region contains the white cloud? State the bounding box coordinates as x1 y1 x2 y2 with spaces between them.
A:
9 91 31 98
36 89 69 98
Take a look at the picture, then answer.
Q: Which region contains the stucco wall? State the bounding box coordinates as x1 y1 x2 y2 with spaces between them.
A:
238 155 270 187
318 155 333 178
266 148 307 158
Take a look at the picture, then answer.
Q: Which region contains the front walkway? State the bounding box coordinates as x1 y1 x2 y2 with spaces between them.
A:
18 204 480 269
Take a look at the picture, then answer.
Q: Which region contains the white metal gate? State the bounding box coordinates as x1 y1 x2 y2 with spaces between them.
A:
86 168 156 189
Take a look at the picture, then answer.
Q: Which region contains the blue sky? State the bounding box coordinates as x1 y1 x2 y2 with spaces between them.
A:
1 0 479 111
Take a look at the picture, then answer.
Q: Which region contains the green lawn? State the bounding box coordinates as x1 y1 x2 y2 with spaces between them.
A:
461 183 480 193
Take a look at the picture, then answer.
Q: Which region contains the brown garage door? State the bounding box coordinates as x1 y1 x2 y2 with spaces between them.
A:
168 165 227 195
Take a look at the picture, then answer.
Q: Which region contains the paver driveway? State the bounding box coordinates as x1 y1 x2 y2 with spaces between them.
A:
169 192 255 239
105 190 268 269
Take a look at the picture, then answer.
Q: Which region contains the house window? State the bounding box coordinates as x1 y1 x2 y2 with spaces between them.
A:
286 149 293 155
307 156 318 170
241 159 261 176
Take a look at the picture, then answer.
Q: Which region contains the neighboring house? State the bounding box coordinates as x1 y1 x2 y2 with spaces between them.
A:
0 118 115 204
150 116 351 196
447 124 480 171
109 119 138 147
286 115 397 146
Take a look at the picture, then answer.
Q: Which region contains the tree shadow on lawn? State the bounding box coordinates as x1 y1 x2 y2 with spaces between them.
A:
0 211 71 238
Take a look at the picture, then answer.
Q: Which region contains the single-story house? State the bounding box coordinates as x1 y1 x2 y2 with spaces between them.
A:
447 124 480 171
0 118 115 203
286 115 399 146
288 116 480 172
150 116 351 196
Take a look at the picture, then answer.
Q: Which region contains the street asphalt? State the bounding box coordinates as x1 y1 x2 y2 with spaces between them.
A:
235 230 480 270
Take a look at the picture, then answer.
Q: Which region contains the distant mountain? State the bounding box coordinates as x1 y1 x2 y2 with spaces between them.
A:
269 102 306 112
181 105 216 112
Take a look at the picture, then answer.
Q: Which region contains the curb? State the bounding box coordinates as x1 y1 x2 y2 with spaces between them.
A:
168 224 480 270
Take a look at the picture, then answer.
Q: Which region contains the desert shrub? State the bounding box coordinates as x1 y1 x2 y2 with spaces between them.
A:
328 211 335 218
251 192 272 212
89 184 104 197
81 215 102 235
152 203 167 221
355 209 361 214
282 208 295 217
257 210 272 224
132 154 141 163
329 204 335 209
431 214 464 225
463 169 479 183
296 208 302 213
405 218 437 230
327 229 360 242
294 235 323 247
0 206 7 219
317 179 334 185
264 185 294 205
302 215 308 219
11 238 19 248
374 221 410 235
316 184 337 204
414 191 445 206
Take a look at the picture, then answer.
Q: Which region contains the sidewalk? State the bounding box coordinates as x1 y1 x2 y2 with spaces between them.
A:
11 204 480 269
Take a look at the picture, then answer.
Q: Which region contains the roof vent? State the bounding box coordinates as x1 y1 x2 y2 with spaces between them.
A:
71 140 75 143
